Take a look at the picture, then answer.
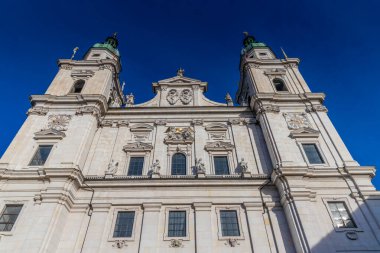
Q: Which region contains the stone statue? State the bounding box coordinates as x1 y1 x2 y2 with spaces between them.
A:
70 47 79 60
151 159 161 174
240 158 248 172
195 158 206 174
177 68 185 77
225 93 233 106
126 93 134 107
121 81 125 91
106 159 119 175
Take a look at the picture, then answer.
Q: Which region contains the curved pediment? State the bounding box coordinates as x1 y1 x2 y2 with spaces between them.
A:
205 123 228 131
129 123 154 132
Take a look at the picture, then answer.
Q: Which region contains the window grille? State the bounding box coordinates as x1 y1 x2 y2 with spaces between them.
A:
214 156 230 175
0 205 23 232
168 211 186 237
29 145 53 166
127 157 144 176
171 153 186 175
220 210 240 236
113 211 135 237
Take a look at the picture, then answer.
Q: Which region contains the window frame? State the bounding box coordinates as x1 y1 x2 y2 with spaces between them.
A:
208 152 235 175
108 207 141 242
322 198 362 232
163 207 191 241
213 156 231 175
171 152 187 176
28 144 54 167
0 201 26 236
127 156 145 176
123 152 151 176
297 141 328 167
215 206 245 240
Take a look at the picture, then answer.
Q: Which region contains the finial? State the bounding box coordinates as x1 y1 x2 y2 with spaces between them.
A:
113 32 118 38
225 92 233 106
243 31 249 37
280 47 289 60
70 47 79 60
121 81 125 91
177 68 185 77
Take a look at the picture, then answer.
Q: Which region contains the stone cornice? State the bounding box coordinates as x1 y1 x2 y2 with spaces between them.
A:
239 57 300 72
58 59 121 75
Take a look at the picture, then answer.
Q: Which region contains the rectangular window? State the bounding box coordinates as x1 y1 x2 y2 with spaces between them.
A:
127 157 144 176
302 144 324 164
113 211 135 238
214 156 230 175
328 202 356 228
0 204 23 232
168 211 186 237
220 210 240 237
29 145 53 166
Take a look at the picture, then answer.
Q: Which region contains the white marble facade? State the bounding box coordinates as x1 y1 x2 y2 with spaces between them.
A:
0 35 380 253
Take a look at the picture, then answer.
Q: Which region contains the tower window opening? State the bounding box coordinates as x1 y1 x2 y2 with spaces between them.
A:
273 78 288 92
71 80 85 93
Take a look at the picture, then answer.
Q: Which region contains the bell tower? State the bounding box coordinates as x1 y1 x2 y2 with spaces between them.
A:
1 35 124 171
237 34 379 252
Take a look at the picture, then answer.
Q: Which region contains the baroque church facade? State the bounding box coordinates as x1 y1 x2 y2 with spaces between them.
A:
0 34 380 253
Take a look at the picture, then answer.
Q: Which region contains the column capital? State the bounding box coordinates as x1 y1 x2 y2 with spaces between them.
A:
142 202 162 212
193 202 212 211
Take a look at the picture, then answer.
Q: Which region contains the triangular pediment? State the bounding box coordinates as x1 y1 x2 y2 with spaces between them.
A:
290 127 319 138
34 129 66 140
157 75 202 84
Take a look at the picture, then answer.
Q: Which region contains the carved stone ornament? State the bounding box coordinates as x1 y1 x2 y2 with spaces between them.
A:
71 69 95 80
283 112 312 130
306 105 328 113
34 129 66 140
150 159 161 176
209 133 226 140
170 239 183 248
166 89 179 105
112 240 127 249
76 106 101 117
204 141 234 151
257 105 280 115
101 120 129 128
191 119 203 126
48 115 72 131
123 142 153 152
27 106 48 116
240 158 248 172
180 89 193 104
225 238 240 247
154 120 167 126
164 127 194 144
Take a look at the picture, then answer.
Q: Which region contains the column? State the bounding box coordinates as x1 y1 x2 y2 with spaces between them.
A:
139 203 162 253
244 202 272 253
194 202 213 253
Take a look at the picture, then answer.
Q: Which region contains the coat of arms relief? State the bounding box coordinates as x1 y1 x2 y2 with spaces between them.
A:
166 89 193 105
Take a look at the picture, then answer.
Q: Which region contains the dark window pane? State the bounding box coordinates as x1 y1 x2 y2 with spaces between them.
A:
0 205 23 232
113 211 135 238
168 211 186 237
214 156 230 175
302 144 324 164
220 210 240 236
328 202 356 228
29 145 53 166
127 157 144 176
171 153 186 175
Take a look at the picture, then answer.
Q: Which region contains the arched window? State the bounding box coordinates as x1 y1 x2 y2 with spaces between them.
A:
273 78 288 92
71 80 85 93
171 153 186 175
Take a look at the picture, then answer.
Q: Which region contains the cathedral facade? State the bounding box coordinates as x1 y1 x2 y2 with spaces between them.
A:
0 34 380 253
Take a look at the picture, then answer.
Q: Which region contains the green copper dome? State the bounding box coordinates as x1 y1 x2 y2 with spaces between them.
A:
92 33 120 56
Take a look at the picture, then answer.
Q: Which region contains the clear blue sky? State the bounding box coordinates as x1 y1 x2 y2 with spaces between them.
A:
1 0 379 188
